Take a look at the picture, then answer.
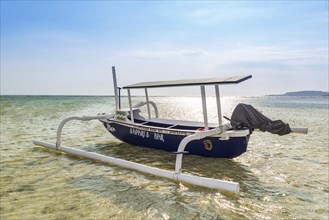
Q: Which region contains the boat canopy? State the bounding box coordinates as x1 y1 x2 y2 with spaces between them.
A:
123 75 252 89
113 68 252 129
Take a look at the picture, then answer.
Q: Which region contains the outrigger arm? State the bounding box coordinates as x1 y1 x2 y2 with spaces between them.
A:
54 115 112 148
33 115 239 193
175 124 232 174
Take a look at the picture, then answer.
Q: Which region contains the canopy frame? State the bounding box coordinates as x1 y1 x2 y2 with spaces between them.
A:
119 70 252 128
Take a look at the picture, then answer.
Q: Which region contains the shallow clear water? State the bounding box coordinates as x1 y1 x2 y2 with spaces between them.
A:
1 95 328 219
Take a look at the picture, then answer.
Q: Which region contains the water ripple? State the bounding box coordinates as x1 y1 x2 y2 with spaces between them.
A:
1 95 328 219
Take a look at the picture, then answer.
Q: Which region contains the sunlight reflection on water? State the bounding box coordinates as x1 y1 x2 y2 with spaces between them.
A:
0 95 328 219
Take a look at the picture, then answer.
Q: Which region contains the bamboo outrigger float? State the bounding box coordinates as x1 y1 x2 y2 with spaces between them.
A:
33 66 307 193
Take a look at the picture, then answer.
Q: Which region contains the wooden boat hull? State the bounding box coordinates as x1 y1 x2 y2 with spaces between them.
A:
103 120 250 158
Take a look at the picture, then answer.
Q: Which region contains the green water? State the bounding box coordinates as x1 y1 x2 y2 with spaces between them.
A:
1 95 328 219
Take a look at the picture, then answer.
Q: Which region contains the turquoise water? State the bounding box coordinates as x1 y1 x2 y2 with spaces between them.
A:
1 95 328 219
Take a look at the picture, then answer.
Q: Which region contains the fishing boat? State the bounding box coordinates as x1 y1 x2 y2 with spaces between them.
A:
33 66 307 193
102 71 253 159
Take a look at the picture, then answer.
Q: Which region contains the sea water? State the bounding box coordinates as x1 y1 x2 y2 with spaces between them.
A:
0 95 328 219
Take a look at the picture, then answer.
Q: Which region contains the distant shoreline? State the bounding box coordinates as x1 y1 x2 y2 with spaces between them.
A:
1 94 328 98
268 91 329 97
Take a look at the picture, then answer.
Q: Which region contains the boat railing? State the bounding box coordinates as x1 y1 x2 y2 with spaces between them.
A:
132 101 159 118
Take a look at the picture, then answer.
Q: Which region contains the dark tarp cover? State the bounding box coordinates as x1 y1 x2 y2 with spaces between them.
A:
230 103 292 136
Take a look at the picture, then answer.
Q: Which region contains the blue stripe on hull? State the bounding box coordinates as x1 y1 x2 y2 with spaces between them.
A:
104 122 249 158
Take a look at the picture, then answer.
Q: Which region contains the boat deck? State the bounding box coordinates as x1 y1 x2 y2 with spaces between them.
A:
132 117 218 130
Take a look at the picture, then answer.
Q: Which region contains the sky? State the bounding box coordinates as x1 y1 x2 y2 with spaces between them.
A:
1 1 328 96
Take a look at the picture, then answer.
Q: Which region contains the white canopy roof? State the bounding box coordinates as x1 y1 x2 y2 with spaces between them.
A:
123 75 252 89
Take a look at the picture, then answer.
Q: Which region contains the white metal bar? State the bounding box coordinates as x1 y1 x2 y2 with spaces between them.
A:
55 115 112 147
32 140 239 193
127 89 134 123
200 85 209 130
112 66 119 111
133 101 159 118
145 88 151 120
174 124 231 173
215 85 222 126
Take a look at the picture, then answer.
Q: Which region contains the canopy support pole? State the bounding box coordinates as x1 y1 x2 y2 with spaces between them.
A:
127 89 134 123
215 85 222 126
200 85 209 130
112 66 119 111
145 88 151 120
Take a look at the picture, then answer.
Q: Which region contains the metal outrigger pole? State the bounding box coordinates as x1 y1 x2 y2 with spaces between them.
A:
33 118 238 193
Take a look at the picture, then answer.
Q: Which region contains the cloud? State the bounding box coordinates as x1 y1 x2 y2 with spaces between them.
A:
218 44 327 65
116 44 328 77
183 3 273 25
119 49 206 59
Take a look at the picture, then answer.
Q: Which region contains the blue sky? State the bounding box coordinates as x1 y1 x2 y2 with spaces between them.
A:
1 1 328 96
